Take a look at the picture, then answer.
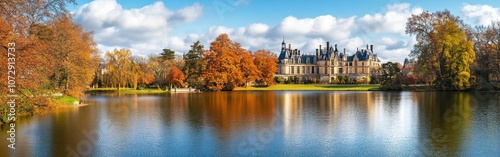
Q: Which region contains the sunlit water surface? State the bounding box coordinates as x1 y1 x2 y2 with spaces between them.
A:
1 91 500 156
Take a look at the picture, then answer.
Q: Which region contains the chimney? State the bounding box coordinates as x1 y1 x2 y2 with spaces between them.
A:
367 44 369 50
319 45 322 54
316 49 319 57
327 42 330 52
288 44 291 50
335 44 338 49
343 48 346 55
298 50 301 55
370 45 373 53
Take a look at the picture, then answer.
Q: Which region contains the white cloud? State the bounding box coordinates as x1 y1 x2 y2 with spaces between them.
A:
73 1 420 63
358 3 423 35
73 0 203 56
462 4 500 26
206 3 421 63
275 15 356 41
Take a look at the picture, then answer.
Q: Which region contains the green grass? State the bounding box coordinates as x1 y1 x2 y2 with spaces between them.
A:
234 84 380 91
55 95 80 105
87 88 167 94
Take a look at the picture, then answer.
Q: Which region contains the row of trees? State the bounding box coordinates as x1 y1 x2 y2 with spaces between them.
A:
202 34 277 91
405 10 500 90
94 34 278 91
1 0 99 112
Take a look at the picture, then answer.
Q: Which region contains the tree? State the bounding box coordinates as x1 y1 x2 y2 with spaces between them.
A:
253 50 278 85
380 62 402 90
183 41 205 89
472 21 500 84
202 34 244 91
128 56 145 90
236 47 259 87
47 15 99 98
167 67 186 88
406 10 475 90
105 49 132 91
159 49 175 61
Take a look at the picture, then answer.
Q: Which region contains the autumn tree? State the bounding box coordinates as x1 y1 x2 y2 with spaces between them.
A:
236 44 259 87
202 34 244 91
105 49 132 91
167 67 186 88
472 21 500 86
254 50 278 85
47 15 99 98
183 41 205 89
406 10 475 90
128 56 145 89
0 1 99 118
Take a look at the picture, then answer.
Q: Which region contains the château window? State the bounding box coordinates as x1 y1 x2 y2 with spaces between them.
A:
302 66 305 74
291 66 294 74
312 66 315 74
298 66 301 74
306 58 310 64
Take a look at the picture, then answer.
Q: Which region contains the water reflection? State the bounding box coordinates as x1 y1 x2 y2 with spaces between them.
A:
0 91 499 156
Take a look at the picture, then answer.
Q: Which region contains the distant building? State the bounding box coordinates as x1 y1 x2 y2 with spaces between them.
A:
276 40 382 83
402 58 415 75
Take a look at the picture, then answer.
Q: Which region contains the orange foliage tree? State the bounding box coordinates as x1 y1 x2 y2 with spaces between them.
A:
235 44 259 87
202 34 245 91
253 50 278 85
167 67 186 87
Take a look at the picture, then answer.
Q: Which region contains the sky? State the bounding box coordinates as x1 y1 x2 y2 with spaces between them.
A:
69 0 500 63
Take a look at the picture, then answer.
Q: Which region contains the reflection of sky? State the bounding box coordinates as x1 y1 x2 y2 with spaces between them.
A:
279 91 420 156
3 92 500 156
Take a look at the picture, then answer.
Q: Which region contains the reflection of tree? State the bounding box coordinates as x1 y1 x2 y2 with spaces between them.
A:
413 92 472 155
203 92 276 140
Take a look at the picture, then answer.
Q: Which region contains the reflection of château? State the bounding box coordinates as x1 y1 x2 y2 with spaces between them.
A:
276 40 382 83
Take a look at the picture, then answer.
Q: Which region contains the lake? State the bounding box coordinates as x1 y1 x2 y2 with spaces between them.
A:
1 91 500 156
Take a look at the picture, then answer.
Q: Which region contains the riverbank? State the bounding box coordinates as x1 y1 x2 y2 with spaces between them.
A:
234 84 381 91
86 88 168 94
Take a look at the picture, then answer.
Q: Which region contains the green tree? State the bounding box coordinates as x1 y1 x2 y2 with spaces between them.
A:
406 10 475 90
159 48 175 61
380 62 402 90
183 41 205 89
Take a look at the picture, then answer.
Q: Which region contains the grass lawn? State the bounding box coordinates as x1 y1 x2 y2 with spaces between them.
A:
55 95 80 105
234 84 380 91
87 88 167 94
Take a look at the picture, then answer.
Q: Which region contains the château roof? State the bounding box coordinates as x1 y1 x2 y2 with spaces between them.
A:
278 41 379 62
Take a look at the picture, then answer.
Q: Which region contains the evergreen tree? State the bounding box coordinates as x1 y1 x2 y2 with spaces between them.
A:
183 41 205 89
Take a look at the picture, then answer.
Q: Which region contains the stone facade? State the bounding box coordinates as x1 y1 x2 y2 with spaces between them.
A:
276 40 382 83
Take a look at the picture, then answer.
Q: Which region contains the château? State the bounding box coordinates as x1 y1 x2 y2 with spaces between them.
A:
276 40 382 83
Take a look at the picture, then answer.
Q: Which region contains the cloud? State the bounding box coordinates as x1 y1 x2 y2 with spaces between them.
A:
358 3 423 35
274 15 356 41
462 4 500 26
73 1 419 63
204 3 421 63
73 0 203 56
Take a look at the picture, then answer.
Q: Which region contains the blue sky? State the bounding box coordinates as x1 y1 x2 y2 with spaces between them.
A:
69 0 500 63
